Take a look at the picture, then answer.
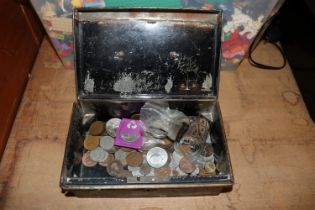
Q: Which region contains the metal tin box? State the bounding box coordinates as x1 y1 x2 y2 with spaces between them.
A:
60 8 233 197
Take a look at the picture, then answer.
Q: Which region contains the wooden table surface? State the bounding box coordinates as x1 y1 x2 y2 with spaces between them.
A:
0 38 314 210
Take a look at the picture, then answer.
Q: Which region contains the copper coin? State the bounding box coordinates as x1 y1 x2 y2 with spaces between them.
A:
82 151 97 167
83 135 100 150
204 161 216 173
200 143 214 157
154 166 171 177
99 153 114 167
106 160 124 177
89 121 105 136
126 151 143 167
179 157 196 174
139 164 151 176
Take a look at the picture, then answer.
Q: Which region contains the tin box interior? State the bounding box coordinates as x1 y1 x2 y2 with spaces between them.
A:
60 8 233 196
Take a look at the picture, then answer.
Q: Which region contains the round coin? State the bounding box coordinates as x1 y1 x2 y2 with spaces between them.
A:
83 135 100 150
126 151 143 167
89 121 105 136
154 166 171 177
90 147 108 162
146 147 169 168
204 161 216 173
179 157 196 174
106 118 121 137
82 151 97 167
106 160 124 177
115 149 128 166
99 153 114 167
99 136 115 151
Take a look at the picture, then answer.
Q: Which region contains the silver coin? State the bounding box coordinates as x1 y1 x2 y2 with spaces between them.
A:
100 136 115 151
114 149 127 160
90 147 108 162
146 147 168 169
106 118 121 137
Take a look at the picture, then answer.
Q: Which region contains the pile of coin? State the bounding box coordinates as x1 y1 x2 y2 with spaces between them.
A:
79 117 221 178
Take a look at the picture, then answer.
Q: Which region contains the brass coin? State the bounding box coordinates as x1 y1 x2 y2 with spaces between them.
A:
89 121 105 136
82 151 97 167
99 153 114 167
204 161 216 173
126 151 143 167
139 164 151 176
179 157 196 174
200 143 214 157
106 160 124 177
154 166 171 177
83 135 100 150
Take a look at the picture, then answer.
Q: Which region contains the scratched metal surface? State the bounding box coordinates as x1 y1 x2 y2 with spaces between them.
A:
74 9 221 99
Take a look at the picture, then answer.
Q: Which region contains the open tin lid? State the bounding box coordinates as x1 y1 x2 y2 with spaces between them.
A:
73 8 222 100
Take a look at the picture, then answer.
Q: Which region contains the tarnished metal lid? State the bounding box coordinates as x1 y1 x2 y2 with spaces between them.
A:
73 8 222 100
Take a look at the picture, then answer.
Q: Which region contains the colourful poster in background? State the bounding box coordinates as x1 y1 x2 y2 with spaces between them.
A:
30 0 282 70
